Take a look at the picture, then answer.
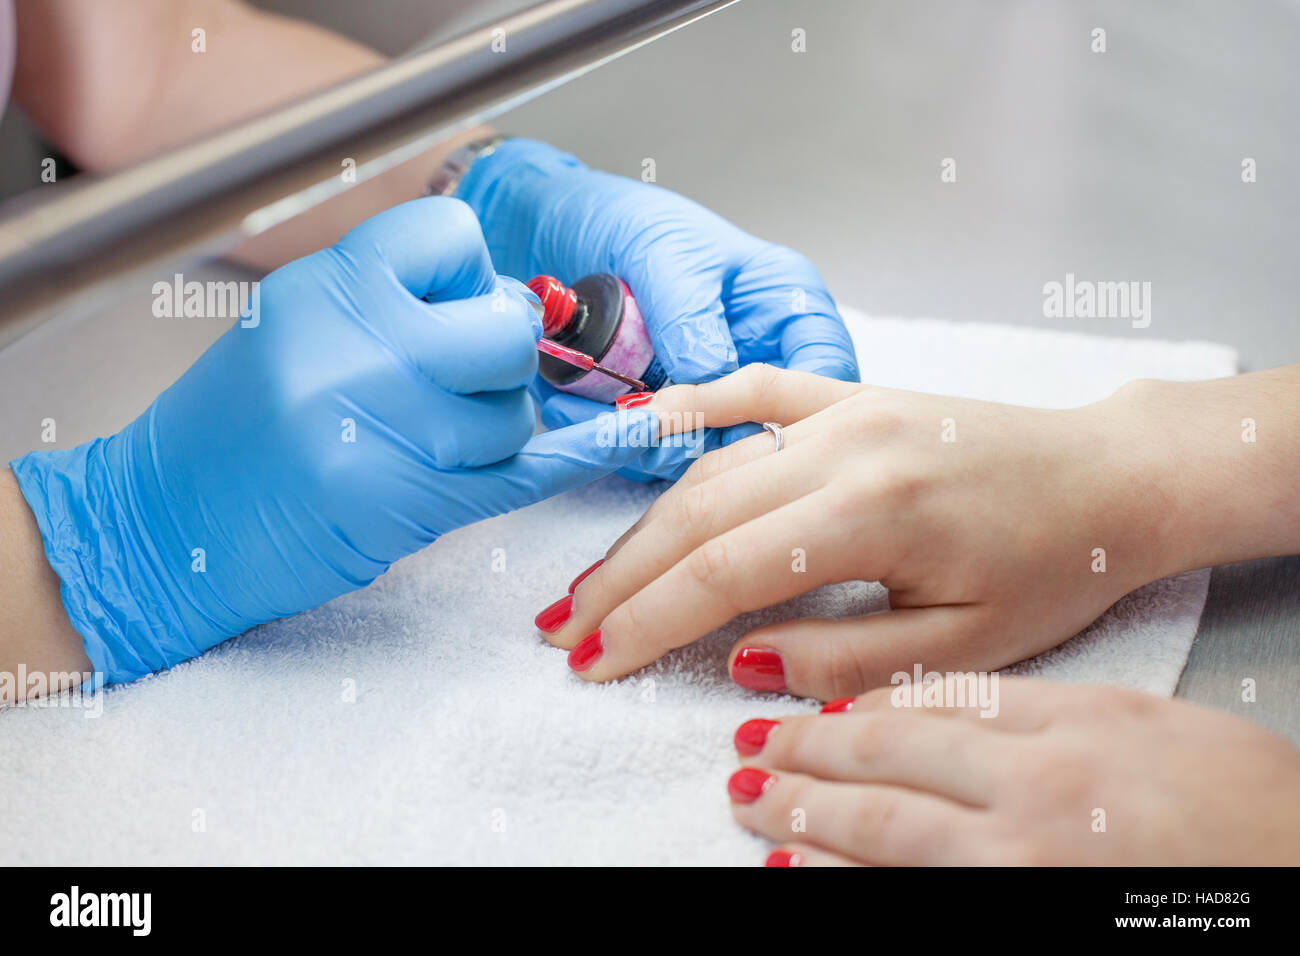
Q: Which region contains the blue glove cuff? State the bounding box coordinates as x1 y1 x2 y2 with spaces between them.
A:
11 438 204 685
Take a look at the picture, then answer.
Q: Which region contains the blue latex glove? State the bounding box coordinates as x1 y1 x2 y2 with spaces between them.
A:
457 137 859 481
10 198 660 685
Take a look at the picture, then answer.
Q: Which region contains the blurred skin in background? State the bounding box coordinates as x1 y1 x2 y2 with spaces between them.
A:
11 0 490 268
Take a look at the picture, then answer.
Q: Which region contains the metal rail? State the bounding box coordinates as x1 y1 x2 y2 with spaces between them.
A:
0 0 739 348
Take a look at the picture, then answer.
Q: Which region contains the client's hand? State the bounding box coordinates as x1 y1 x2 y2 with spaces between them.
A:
729 678 1300 865
537 364 1177 697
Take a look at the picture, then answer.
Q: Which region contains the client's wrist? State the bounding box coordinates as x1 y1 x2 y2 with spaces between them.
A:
1088 375 1297 581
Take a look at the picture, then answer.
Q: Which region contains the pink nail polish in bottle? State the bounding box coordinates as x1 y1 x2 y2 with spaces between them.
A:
528 274 669 403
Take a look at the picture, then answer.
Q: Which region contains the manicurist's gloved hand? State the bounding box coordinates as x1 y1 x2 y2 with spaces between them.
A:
10 198 659 685
456 138 859 481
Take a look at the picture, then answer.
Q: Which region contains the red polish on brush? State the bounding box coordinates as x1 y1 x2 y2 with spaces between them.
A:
537 337 647 393
529 274 668 402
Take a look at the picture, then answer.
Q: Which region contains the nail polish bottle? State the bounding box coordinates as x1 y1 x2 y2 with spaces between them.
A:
527 274 669 402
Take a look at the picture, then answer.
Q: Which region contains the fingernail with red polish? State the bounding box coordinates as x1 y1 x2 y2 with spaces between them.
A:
731 647 786 692
765 849 803 867
734 718 778 756
821 697 855 713
534 594 573 634
616 391 654 409
568 630 603 672
728 767 777 803
567 559 604 594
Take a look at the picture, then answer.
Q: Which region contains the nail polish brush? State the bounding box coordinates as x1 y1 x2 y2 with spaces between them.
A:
527 274 666 402
537 338 646 392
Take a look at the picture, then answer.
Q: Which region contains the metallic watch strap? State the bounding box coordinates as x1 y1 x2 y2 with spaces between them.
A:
425 135 508 197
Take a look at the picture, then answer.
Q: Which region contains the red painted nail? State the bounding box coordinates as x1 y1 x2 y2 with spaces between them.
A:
567 559 604 594
728 767 777 803
734 718 778 756
765 849 803 867
731 647 786 692
615 391 654 409
821 697 855 713
534 594 573 634
568 630 603 672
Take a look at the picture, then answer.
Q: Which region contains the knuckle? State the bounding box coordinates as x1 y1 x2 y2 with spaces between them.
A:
772 718 812 764
826 407 870 443
764 776 807 831
846 715 892 766
1014 746 1093 807
672 483 717 536
847 788 902 851
1100 687 1160 719
503 391 538 451
685 537 734 592
780 247 817 276
687 446 729 484
432 195 480 234
828 466 926 521
824 476 873 522
501 321 541 381
668 381 704 412
816 629 876 699
876 469 928 510
854 686 895 712
760 244 820 287
608 598 656 647
736 362 782 403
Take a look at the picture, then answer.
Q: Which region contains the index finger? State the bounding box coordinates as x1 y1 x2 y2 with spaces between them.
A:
560 488 854 681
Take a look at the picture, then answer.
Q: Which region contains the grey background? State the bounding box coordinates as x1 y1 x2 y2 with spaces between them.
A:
2 0 1298 738
270 0 1300 370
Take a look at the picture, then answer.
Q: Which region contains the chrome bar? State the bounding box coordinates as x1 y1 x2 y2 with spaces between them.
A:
0 0 739 349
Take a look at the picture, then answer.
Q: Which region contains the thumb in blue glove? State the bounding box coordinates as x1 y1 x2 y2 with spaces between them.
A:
11 197 660 685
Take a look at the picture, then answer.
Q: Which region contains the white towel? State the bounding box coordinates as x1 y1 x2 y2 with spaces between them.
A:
0 310 1237 866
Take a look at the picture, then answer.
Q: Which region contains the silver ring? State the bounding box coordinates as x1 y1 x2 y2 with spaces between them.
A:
761 421 784 452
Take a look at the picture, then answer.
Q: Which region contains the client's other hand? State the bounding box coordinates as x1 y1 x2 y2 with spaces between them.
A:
731 678 1300 865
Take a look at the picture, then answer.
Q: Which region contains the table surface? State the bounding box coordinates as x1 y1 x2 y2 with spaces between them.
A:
3 0 1298 742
